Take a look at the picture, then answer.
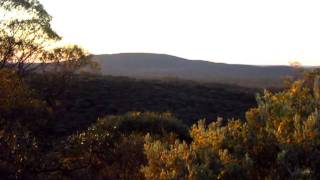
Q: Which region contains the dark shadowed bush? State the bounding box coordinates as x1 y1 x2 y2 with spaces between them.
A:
36 112 189 179
91 112 190 141
0 69 48 179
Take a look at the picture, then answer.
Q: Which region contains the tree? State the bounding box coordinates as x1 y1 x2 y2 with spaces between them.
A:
0 0 99 109
0 0 95 77
0 68 47 178
0 1 98 178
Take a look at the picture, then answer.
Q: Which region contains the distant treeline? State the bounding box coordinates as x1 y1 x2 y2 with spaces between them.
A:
27 74 257 136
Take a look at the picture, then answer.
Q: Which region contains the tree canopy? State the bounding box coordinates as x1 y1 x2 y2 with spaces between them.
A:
0 0 93 76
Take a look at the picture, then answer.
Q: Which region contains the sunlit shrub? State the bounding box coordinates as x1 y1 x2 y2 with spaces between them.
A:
142 71 320 179
45 112 189 179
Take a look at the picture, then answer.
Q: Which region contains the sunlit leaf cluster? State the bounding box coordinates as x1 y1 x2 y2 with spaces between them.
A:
142 72 320 179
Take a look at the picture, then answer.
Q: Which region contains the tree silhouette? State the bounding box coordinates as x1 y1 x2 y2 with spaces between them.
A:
0 0 94 76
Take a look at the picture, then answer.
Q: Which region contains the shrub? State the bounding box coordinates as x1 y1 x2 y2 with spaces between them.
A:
0 69 49 131
142 72 320 179
42 112 189 179
0 69 47 178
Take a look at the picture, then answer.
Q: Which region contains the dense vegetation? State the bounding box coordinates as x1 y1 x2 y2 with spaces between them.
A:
143 72 320 179
1 0 320 179
27 74 256 136
1 66 320 179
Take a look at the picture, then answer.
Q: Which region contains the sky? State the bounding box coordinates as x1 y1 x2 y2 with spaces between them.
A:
39 0 320 66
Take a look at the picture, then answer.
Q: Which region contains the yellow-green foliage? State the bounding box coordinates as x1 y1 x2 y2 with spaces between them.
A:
142 134 220 180
1 67 320 179
143 120 251 180
143 72 320 180
44 112 190 179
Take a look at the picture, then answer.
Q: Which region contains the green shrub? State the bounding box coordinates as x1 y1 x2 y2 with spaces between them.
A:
43 112 189 179
142 72 320 180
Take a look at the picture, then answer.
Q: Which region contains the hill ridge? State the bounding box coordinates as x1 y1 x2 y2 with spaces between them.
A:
90 53 297 88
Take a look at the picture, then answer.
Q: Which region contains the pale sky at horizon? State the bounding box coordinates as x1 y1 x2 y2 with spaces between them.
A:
40 0 320 66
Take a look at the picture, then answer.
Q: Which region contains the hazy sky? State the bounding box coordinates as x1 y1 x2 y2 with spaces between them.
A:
40 0 320 66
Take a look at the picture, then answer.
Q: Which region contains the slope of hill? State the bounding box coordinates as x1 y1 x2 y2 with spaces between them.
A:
91 53 298 88
29 75 257 135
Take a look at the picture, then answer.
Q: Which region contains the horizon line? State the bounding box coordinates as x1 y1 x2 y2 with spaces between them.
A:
92 52 319 67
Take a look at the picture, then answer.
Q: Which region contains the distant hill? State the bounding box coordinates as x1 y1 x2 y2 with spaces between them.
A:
90 53 298 88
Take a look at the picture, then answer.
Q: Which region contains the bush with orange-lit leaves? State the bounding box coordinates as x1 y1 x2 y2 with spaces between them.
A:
41 112 190 179
142 72 320 179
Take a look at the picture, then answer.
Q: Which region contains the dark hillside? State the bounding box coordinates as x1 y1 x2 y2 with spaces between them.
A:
30 75 257 135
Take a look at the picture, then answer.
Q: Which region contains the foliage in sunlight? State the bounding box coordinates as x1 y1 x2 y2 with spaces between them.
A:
142 70 320 180
0 66 319 179
42 112 189 179
1 1 320 180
